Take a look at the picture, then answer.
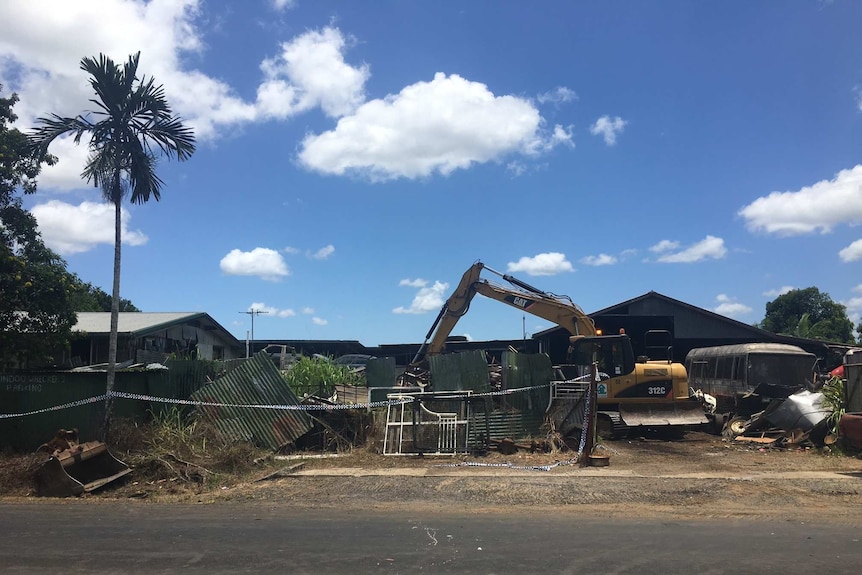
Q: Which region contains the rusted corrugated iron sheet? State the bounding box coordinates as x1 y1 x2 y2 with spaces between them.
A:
430 350 490 391
190 352 312 450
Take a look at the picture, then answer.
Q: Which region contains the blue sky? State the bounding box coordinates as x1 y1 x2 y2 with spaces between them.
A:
2 1 862 346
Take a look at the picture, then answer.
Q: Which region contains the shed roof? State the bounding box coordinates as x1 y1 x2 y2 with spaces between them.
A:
73 312 240 345
590 291 771 337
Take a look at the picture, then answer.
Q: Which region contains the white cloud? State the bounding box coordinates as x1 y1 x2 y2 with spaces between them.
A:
298 73 566 181
283 246 300 254
537 86 578 105
580 253 617 266
309 244 335 260
302 307 314 315
0 5 369 188
655 236 727 263
590 115 627 146
248 302 295 318
763 286 796 298
311 317 328 326
3 6 569 188
712 294 752 319
257 27 369 120
839 239 862 262
399 278 428 288
507 252 574 276
271 0 295 11
506 161 527 177
738 165 862 235
649 240 680 253
393 280 448 314
219 247 289 281
842 285 862 325
30 200 147 255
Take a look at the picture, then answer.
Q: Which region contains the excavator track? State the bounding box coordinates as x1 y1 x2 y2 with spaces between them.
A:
597 411 628 439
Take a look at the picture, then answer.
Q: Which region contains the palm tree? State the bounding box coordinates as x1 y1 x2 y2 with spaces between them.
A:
29 52 195 439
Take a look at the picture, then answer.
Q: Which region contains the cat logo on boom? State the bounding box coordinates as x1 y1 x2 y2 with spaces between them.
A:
511 296 531 308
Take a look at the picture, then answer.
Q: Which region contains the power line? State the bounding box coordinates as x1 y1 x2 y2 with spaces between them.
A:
239 309 268 358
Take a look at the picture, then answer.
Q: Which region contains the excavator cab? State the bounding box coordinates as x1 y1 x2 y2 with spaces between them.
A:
567 335 636 379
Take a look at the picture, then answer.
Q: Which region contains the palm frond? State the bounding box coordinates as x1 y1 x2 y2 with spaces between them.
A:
26 115 94 158
31 51 194 203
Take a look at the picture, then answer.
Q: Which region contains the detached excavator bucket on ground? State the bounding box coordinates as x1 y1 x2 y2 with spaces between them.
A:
34 441 132 497
619 401 709 427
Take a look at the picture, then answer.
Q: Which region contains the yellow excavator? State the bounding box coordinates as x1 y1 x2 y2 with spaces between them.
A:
407 261 708 437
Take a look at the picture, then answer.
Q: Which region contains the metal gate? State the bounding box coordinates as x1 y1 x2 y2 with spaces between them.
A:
383 392 472 455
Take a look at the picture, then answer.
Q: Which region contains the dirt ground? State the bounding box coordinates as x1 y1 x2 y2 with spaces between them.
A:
5 430 861 522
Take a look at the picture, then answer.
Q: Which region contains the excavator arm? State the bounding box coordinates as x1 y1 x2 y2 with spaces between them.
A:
411 261 596 365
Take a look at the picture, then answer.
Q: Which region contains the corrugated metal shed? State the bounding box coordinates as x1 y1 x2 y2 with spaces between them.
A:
190 353 312 450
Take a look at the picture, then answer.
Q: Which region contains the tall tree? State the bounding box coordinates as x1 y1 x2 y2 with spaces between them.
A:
28 53 195 439
0 86 77 370
760 287 854 343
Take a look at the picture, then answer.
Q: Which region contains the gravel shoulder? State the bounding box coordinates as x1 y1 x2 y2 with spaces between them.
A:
4 431 862 523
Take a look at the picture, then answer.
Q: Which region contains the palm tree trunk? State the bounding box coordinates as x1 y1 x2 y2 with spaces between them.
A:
101 198 123 441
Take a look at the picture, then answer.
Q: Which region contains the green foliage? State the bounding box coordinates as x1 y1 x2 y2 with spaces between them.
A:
821 375 845 438
0 86 53 205
282 355 362 398
0 87 75 369
760 287 854 343
67 277 140 312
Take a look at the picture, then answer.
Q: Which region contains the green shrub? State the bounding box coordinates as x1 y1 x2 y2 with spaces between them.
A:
282 355 362 397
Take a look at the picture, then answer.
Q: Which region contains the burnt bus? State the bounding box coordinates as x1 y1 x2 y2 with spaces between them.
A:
685 343 817 435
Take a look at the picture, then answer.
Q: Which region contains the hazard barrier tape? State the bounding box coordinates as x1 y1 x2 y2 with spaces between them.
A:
0 394 108 419
108 390 411 411
0 382 571 419
577 383 592 458
437 458 579 472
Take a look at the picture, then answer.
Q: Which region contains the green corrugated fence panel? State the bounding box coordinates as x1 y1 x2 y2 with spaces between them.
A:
0 370 157 452
498 351 553 415
468 409 546 444
365 357 397 388
429 350 490 392
190 352 313 451
465 352 553 445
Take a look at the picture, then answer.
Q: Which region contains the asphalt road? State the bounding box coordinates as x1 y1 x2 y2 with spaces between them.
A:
1 502 860 574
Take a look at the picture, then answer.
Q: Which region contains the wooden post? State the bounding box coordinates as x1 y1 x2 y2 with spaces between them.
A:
580 362 598 467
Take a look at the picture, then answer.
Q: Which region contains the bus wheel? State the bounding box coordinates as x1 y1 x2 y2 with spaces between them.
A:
722 416 748 439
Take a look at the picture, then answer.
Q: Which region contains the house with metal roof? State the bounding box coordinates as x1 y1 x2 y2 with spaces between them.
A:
69 312 243 367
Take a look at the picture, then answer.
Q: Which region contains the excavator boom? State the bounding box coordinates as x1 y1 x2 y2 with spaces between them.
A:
412 261 595 364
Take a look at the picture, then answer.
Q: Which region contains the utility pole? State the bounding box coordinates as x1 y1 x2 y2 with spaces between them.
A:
239 309 268 358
